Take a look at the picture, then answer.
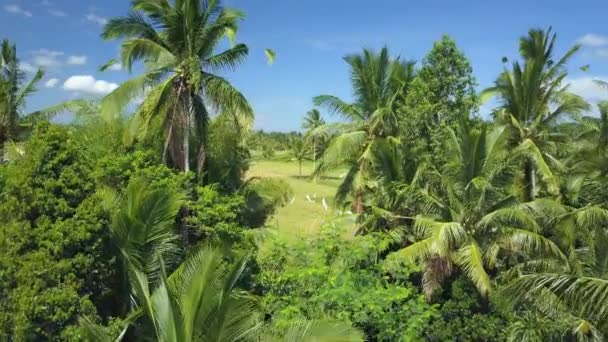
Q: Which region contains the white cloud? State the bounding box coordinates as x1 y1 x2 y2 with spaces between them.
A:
63 75 118 95
45 78 59 88
48 9 67 17
40 0 52 6
67 55 87 65
85 13 107 26
567 76 608 109
19 62 37 73
577 34 608 47
306 39 335 52
108 63 122 71
31 49 64 68
4 4 32 17
596 49 608 58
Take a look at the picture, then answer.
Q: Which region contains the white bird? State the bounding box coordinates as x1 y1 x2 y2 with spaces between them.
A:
322 197 328 212
289 196 296 205
305 194 314 203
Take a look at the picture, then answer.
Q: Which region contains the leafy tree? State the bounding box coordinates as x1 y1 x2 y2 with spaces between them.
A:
314 47 416 212
185 184 249 245
101 0 255 174
302 109 325 170
0 123 116 340
404 35 477 158
481 28 589 201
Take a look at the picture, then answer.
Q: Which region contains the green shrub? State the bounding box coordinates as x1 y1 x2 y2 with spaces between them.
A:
0 124 116 340
256 221 436 341
241 177 294 228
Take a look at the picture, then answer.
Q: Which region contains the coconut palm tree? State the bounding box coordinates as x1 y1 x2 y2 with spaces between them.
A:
481 28 589 201
101 0 268 175
82 246 260 342
0 39 82 157
288 136 308 178
314 47 416 213
302 109 325 170
503 213 608 340
98 176 184 317
563 102 608 205
384 120 566 299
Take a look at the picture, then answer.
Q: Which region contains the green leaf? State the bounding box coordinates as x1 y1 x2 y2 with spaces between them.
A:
264 48 276 65
99 59 120 72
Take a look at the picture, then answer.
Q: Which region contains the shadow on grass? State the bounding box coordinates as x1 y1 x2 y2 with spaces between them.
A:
289 175 343 181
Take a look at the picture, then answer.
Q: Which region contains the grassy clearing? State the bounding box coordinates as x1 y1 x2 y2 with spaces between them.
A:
247 154 349 237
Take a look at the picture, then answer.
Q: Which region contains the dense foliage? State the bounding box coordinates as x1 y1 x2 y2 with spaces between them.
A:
1 1 608 340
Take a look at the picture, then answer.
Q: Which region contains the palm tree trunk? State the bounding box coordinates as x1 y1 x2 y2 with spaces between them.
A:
196 143 206 178
183 92 192 173
162 122 173 164
313 139 316 171
353 190 363 214
524 160 536 201
299 160 302 178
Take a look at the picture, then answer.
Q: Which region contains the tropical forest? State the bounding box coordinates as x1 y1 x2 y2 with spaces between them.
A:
1 0 608 341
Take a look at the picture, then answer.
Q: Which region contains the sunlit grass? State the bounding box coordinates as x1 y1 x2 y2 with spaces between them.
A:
247 154 350 237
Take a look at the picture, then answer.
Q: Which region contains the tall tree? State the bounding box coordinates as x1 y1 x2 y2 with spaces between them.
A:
0 39 80 154
301 109 325 170
481 28 589 201
385 120 565 299
504 209 608 339
101 176 184 315
404 35 477 156
101 0 256 175
288 136 308 178
314 47 416 213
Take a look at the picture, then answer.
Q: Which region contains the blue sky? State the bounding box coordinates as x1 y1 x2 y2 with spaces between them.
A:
2 0 608 131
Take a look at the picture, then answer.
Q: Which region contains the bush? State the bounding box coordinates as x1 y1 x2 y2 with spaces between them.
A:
185 185 248 246
255 221 436 341
241 177 294 228
0 124 116 340
424 277 512 341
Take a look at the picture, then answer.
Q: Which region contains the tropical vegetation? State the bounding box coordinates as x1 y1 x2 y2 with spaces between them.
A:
1 2 608 340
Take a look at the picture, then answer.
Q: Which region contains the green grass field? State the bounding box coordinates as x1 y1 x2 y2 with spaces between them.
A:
247 154 349 236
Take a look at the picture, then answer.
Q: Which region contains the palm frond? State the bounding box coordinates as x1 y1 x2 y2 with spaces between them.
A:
455 241 492 296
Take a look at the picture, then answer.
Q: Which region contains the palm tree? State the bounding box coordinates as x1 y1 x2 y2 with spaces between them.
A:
314 47 415 213
481 28 589 201
0 39 81 157
302 109 325 170
259 320 364 341
384 120 565 299
288 136 309 178
101 0 259 175
99 177 184 316
131 246 259 342
565 102 608 205
82 246 260 342
503 211 608 339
